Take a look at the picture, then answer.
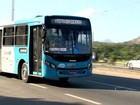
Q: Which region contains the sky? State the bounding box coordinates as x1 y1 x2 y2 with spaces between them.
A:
0 0 140 43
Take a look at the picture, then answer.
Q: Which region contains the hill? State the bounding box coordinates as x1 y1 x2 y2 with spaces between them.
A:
95 36 140 44
93 41 140 62
124 36 140 44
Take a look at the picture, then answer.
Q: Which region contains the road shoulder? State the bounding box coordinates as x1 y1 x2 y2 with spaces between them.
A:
93 67 140 80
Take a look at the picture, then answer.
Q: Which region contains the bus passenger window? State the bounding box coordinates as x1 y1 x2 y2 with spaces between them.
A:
3 27 14 46
15 25 28 46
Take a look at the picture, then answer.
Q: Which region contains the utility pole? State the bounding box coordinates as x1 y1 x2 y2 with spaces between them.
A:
12 0 15 21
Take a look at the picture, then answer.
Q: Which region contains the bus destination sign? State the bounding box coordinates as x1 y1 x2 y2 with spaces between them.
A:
51 19 87 26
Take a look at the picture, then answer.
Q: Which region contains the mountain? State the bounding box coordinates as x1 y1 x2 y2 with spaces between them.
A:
124 36 140 44
102 39 113 43
95 36 140 44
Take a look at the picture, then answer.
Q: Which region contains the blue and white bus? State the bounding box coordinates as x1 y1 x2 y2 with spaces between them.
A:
0 15 92 82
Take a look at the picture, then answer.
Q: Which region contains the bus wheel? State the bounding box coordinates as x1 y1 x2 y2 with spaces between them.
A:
59 78 69 82
21 63 29 83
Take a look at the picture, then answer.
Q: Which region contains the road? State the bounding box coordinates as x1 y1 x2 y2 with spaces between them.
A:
0 69 140 105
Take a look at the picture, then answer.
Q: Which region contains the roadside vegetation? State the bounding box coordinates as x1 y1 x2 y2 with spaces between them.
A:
93 41 140 64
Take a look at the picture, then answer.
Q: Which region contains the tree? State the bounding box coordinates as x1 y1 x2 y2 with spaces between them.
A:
93 41 140 62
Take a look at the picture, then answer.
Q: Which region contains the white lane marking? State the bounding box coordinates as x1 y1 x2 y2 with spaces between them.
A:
29 83 47 89
65 93 102 105
88 80 137 91
11 78 18 80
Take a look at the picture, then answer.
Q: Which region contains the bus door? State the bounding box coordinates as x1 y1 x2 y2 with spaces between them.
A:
0 29 2 70
30 26 42 75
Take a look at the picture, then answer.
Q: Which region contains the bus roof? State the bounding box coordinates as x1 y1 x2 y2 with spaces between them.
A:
47 15 90 20
0 15 90 27
14 16 44 25
0 21 14 27
0 16 44 27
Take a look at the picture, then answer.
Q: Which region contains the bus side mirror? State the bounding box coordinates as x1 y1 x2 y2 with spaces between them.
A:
42 29 46 38
42 25 46 42
41 29 46 43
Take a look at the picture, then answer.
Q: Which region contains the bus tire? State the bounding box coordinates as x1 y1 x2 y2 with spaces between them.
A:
59 78 69 82
21 63 29 83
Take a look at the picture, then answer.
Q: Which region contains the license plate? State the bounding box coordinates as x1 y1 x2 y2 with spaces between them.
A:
69 71 77 75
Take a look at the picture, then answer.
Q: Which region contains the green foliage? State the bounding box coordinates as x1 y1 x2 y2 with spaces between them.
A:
93 42 140 62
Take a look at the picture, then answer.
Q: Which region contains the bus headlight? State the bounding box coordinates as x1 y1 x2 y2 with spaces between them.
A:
44 60 50 66
50 63 56 69
88 63 92 70
44 60 56 70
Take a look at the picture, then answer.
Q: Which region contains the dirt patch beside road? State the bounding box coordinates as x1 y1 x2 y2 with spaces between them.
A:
93 67 140 79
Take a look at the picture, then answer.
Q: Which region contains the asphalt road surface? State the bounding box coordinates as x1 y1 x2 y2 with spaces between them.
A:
0 71 140 105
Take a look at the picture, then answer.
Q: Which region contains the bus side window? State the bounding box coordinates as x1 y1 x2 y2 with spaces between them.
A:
3 27 14 46
15 25 28 46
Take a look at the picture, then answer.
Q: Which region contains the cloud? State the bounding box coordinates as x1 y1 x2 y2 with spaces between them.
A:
74 8 94 19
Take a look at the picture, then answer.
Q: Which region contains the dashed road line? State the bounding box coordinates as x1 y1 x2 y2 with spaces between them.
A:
29 83 47 89
88 80 137 91
65 93 102 105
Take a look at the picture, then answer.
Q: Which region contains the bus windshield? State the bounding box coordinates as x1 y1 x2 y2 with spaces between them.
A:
44 28 91 54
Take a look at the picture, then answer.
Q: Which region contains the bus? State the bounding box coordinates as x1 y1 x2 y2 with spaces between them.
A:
0 15 92 82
